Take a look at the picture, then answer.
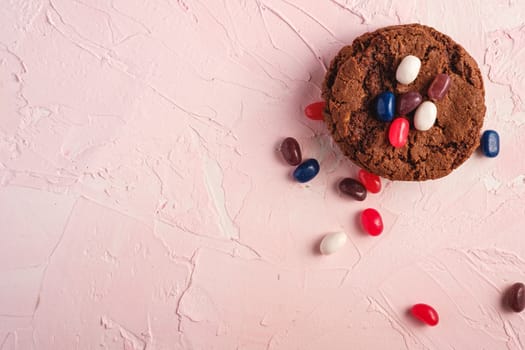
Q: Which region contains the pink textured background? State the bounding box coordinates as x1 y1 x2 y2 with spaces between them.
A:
1 0 525 349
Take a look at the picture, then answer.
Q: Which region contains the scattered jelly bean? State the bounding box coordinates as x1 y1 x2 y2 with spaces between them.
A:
304 101 326 120
481 130 500 157
396 55 421 85
411 304 439 326
506 282 525 312
388 117 409 148
376 91 395 122
358 169 381 193
360 208 383 236
397 91 422 115
414 101 437 131
319 231 347 255
338 178 367 201
428 73 451 100
293 159 320 183
280 137 302 166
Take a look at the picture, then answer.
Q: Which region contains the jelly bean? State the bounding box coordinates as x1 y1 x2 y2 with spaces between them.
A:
388 117 409 148
280 137 302 166
319 231 347 255
481 130 499 158
397 91 422 116
358 169 382 193
293 159 320 183
414 101 437 131
428 73 451 100
305 101 326 120
506 282 525 312
375 91 395 122
338 178 367 201
411 304 439 326
396 55 421 85
360 208 383 236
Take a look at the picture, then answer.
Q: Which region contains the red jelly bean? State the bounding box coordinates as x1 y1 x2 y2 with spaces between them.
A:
358 169 382 194
411 304 439 326
360 208 383 236
388 117 409 148
304 101 325 120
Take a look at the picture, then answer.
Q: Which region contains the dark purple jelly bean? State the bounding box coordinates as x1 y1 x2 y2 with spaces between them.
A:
428 74 451 100
280 137 302 166
506 282 525 312
396 91 422 115
338 178 367 201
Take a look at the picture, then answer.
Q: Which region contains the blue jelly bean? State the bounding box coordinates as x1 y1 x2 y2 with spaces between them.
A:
481 130 500 158
293 159 320 183
376 91 395 122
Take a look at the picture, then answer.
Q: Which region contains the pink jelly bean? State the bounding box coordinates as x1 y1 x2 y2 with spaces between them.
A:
360 208 383 236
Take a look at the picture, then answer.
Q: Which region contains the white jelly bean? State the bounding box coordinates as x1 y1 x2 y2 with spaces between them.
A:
319 232 347 255
396 55 421 85
414 101 437 131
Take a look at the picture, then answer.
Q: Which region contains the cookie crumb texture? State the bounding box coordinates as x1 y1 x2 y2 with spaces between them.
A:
322 24 486 181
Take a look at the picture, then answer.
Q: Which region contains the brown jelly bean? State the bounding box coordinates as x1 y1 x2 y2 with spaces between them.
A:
280 137 302 166
338 178 367 201
396 91 422 115
428 73 451 100
506 282 525 312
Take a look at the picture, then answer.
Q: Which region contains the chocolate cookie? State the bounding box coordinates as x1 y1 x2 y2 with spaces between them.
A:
322 24 485 181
